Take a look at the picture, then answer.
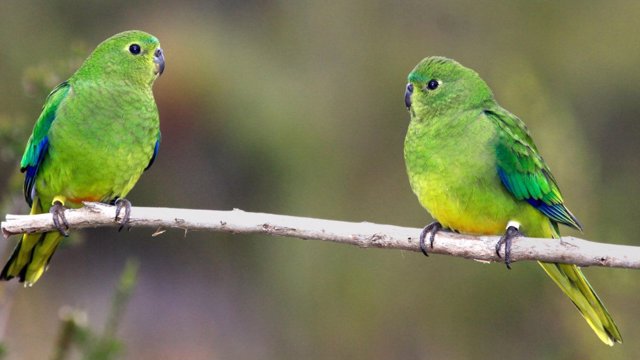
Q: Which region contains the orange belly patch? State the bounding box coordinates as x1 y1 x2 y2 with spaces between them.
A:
67 195 102 204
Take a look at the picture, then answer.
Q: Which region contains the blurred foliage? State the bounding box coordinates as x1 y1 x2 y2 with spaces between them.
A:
0 1 639 359
52 259 137 360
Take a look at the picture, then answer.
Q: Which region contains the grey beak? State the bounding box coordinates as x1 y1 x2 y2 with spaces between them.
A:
154 47 165 75
404 83 413 109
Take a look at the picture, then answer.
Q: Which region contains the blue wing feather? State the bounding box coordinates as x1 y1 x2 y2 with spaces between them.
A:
23 137 49 206
21 82 71 206
486 109 583 231
144 132 161 171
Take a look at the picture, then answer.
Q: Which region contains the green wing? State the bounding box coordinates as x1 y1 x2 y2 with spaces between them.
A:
485 107 582 230
21 81 71 206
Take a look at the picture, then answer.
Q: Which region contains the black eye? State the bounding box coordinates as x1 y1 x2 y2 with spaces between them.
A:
129 44 141 55
427 79 439 90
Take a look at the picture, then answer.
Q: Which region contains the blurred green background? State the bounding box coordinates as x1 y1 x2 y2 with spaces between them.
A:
0 1 639 359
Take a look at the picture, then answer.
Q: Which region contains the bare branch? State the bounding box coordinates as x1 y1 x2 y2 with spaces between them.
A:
2 202 639 269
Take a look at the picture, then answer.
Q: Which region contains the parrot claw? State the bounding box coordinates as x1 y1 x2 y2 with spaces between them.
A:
114 198 132 232
50 201 69 237
495 225 521 269
419 221 442 257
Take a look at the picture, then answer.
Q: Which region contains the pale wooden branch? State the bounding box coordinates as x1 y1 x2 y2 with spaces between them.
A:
1 202 638 269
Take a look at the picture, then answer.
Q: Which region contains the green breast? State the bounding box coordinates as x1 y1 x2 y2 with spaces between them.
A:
404 110 536 234
36 81 159 207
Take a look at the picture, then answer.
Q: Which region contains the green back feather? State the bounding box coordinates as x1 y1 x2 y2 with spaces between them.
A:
21 81 70 206
484 108 582 230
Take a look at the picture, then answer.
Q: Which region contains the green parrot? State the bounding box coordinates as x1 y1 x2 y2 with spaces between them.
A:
0 30 164 286
403 56 622 345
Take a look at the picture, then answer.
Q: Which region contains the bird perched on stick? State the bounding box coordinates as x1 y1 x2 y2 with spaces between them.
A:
1 30 165 285
403 56 621 345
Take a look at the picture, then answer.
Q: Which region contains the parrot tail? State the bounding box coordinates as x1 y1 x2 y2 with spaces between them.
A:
0 201 64 286
0 231 63 286
538 261 622 346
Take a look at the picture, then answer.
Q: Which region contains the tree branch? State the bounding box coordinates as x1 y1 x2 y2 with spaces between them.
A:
2 202 638 269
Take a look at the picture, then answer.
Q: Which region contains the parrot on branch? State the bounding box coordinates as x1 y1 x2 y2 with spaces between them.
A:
403 56 621 345
1 30 165 286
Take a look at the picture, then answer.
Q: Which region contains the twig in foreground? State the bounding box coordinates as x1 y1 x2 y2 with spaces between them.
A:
2 202 639 269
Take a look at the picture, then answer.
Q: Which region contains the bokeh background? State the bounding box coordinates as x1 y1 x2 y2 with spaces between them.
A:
0 1 639 359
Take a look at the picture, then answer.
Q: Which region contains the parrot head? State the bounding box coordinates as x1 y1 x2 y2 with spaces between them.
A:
74 30 165 86
404 56 492 118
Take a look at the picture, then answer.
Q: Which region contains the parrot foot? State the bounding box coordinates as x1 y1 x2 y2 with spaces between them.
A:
495 224 521 269
114 198 132 232
419 221 442 257
50 201 69 237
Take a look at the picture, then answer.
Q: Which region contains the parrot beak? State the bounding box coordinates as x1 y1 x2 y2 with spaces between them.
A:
404 83 413 109
153 47 165 75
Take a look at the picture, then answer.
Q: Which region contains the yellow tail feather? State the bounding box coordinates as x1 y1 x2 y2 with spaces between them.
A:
0 231 63 286
539 262 622 345
0 199 64 286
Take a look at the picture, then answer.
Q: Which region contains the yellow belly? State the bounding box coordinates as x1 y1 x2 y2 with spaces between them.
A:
416 177 554 238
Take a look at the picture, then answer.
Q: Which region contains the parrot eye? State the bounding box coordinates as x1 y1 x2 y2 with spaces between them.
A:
129 44 142 55
426 79 439 90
